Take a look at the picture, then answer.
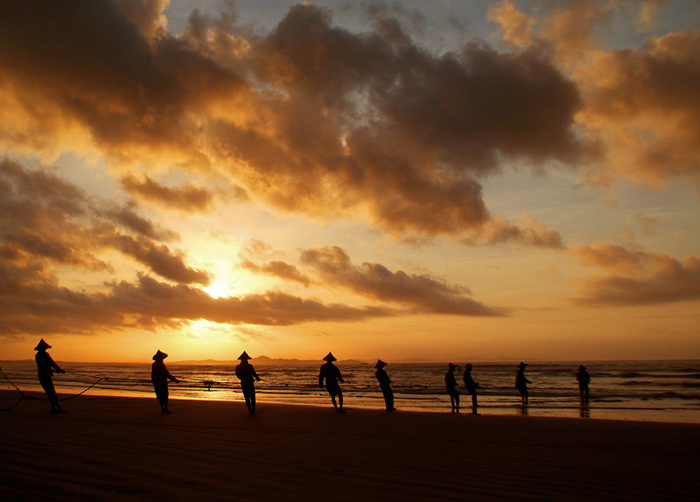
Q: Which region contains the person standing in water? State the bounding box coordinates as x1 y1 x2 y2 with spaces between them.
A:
515 362 530 406
445 363 460 412
576 364 591 404
463 363 480 411
375 360 396 411
34 339 66 414
319 352 345 412
151 350 179 414
235 351 261 414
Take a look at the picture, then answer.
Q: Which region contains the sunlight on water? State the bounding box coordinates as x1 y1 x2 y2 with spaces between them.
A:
2 360 699 423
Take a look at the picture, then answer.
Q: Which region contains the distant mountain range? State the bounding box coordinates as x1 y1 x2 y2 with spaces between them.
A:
173 356 370 366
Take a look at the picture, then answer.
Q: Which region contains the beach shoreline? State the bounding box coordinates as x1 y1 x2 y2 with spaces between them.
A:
2 391 699 501
3 358 699 424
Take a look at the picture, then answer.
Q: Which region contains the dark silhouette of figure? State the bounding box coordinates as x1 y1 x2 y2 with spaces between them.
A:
577 364 591 404
515 362 530 406
319 352 345 412
445 363 460 412
375 360 396 411
463 363 480 413
235 351 261 414
34 339 66 413
151 350 179 413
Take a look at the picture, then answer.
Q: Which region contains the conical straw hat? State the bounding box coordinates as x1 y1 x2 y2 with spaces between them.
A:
34 339 51 351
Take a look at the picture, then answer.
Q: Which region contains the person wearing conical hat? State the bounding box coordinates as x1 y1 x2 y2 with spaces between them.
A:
576 364 590 405
515 362 531 406
463 363 480 413
374 359 396 411
34 339 66 413
151 350 180 414
235 351 261 414
319 352 345 412
445 363 460 412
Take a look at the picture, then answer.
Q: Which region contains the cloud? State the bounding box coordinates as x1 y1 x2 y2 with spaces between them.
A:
300 246 505 316
3 0 698 212
0 271 395 337
0 161 399 336
490 1 700 188
487 0 537 49
107 204 178 241
0 158 208 285
0 0 244 164
0 1 579 246
119 174 215 212
575 30 700 186
571 243 700 306
107 233 211 286
636 0 671 30
240 258 311 287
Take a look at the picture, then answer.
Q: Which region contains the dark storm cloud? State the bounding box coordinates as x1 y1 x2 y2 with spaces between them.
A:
301 246 505 316
571 243 700 306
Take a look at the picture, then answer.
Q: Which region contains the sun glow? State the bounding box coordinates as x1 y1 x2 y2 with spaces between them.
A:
203 281 235 299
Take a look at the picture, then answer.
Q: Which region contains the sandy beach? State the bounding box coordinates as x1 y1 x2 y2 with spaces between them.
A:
1 391 699 501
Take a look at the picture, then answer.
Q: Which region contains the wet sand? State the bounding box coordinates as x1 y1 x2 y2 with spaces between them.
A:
1 391 699 501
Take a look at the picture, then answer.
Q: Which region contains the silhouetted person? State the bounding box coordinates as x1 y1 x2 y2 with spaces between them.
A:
375 360 396 411
515 362 530 405
577 364 590 404
151 350 179 413
463 363 480 411
445 363 460 412
34 339 66 413
319 352 345 412
235 351 261 414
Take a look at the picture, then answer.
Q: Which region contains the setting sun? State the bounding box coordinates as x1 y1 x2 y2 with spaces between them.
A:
0 0 698 365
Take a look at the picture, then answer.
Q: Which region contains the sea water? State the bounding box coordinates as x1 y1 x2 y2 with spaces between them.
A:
2 359 699 423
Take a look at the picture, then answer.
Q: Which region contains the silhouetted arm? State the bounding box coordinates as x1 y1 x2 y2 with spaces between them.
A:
164 365 179 382
48 354 65 374
319 367 325 387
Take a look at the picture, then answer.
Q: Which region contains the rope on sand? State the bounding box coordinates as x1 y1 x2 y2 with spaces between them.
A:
0 367 109 411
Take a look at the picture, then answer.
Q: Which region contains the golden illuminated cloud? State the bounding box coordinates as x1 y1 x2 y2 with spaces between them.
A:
0 0 698 354
300 246 505 316
0 1 580 245
490 0 700 188
572 243 700 306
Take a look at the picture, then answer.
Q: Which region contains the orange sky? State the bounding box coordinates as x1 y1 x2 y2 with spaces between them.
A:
1 0 699 363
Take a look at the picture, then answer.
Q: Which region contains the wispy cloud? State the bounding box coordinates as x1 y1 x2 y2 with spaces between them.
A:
119 174 215 212
0 160 396 336
301 246 505 316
